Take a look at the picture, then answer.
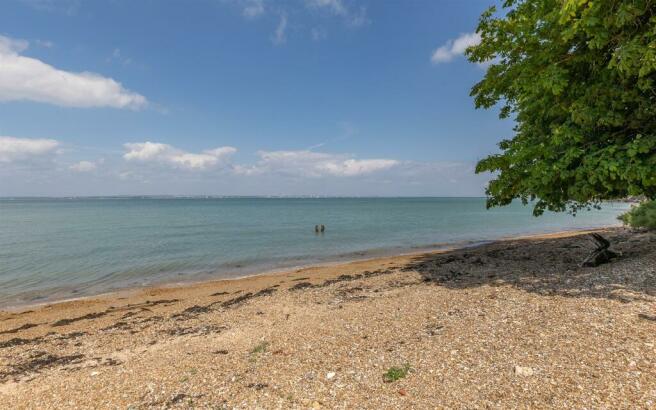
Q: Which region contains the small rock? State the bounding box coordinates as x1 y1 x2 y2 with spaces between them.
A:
90 371 100 377
326 372 336 380
513 366 534 376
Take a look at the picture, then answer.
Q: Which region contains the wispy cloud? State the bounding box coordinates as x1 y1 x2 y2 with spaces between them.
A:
107 48 132 66
34 39 54 48
271 13 288 45
123 142 237 170
305 0 369 27
242 0 265 18
0 136 60 163
235 150 398 177
0 35 147 109
223 0 367 44
311 27 327 41
431 32 481 64
306 0 346 15
20 0 79 16
305 121 356 150
346 7 368 28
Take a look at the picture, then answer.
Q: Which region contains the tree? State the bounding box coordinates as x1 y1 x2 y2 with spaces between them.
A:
467 0 656 216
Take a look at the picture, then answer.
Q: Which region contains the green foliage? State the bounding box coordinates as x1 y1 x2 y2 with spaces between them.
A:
619 201 656 229
382 364 411 383
468 0 656 216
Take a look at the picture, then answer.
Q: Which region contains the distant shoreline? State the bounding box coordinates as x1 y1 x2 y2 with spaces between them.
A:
0 195 642 202
0 195 489 200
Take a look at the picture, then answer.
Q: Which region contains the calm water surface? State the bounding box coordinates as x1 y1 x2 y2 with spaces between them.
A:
0 197 629 306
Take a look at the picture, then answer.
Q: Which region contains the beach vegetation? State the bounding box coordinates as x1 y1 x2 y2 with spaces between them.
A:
382 363 411 383
619 201 656 229
250 341 269 355
468 0 656 216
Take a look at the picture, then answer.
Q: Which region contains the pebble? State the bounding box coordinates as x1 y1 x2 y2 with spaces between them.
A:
514 366 534 377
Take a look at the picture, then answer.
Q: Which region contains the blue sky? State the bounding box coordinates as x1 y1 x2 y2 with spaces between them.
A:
0 0 511 196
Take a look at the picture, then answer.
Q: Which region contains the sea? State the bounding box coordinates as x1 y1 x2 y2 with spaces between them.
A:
0 197 630 307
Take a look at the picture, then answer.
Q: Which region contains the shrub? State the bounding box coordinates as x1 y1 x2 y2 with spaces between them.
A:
619 201 656 230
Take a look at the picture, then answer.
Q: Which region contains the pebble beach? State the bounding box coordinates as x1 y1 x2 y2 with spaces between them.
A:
1 227 654 408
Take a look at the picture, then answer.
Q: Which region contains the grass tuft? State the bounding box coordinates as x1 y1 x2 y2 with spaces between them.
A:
250 341 269 355
383 363 411 383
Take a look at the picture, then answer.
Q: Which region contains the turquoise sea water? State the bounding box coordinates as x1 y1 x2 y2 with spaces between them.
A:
0 197 629 307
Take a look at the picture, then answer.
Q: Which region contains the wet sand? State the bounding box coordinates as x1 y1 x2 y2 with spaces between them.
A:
0 227 654 408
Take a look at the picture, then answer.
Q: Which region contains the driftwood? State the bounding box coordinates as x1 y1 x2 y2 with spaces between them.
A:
582 233 619 267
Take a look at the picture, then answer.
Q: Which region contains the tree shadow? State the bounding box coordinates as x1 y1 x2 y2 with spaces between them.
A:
402 228 656 304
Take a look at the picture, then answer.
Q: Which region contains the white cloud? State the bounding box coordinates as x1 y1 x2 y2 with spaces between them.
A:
69 160 97 172
123 142 169 161
123 142 237 170
0 35 147 109
0 136 60 163
0 37 29 54
318 158 399 176
431 32 481 64
235 150 398 177
272 14 288 45
242 0 264 18
0 137 490 196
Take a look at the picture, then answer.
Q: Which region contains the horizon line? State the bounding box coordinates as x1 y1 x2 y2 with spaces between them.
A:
0 195 488 200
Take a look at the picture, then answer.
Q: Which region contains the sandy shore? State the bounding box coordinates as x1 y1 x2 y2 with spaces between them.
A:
1 227 655 408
